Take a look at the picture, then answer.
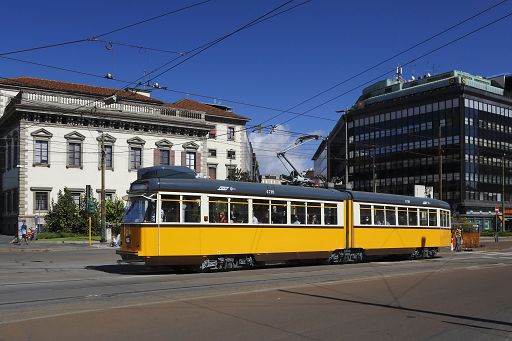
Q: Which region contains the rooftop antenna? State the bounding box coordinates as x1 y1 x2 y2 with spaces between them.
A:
395 65 403 81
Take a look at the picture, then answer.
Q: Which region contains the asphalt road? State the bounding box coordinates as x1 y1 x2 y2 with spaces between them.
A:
0 236 511 340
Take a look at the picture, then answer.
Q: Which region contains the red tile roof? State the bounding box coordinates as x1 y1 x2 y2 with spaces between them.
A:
171 99 249 120
0 77 162 104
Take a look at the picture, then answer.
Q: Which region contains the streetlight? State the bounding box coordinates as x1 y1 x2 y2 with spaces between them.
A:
98 131 106 242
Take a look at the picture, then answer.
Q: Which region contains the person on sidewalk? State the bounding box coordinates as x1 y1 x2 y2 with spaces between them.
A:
455 227 462 252
20 220 28 245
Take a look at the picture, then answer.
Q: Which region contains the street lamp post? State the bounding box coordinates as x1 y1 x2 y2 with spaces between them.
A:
502 153 506 232
100 132 106 242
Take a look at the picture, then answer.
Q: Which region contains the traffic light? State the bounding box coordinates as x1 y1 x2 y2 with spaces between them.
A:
87 200 96 214
85 185 95 214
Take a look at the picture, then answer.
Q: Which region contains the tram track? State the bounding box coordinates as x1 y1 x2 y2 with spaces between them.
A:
2 254 510 312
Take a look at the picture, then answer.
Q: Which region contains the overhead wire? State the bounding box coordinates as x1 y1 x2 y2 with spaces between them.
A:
277 7 512 127
38 0 312 117
0 0 216 57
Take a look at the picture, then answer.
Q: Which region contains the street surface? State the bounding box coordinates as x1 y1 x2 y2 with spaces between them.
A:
0 236 511 340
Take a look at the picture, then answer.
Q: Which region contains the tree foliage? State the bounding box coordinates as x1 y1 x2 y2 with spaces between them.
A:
106 198 126 234
226 168 252 182
44 188 130 235
45 189 80 233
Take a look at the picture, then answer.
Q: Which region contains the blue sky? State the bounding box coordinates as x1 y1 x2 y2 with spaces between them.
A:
2 0 511 174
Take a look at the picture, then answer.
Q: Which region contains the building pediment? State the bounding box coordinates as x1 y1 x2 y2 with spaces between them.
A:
31 128 53 139
96 133 116 144
127 136 146 145
155 139 173 148
64 131 85 141
182 141 199 150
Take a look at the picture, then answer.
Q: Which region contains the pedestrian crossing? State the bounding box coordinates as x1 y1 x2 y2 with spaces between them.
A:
455 250 512 260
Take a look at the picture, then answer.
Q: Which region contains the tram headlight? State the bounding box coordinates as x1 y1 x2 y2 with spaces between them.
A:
125 235 131 245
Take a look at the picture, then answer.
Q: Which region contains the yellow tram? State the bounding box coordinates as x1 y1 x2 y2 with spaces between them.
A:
117 166 451 270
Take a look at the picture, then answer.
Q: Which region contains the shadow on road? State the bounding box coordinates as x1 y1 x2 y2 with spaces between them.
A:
85 264 191 275
279 289 512 332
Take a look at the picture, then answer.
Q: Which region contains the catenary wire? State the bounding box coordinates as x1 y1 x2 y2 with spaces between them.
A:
0 0 216 57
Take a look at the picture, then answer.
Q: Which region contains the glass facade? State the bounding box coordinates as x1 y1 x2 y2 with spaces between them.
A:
328 81 512 231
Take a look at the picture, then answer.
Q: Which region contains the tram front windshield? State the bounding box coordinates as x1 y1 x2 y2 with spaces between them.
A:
122 196 156 223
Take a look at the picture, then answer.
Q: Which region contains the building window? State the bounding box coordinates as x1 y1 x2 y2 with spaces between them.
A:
130 147 142 170
105 145 113 169
159 149 170 165
7 138 11 170
227 150 236 160
35 192 49 211
7 191 12 213
186 152 196 170
227 127 235 141
12 132 18 169
35 140 49 165
227 165 236 178
68 142 82 167
65 131 85 168
209 126 217 139
208 165 217 179
208 149 217 158
70 192 81 207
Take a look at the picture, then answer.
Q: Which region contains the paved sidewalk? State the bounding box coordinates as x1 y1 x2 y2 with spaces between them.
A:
0 234 114 252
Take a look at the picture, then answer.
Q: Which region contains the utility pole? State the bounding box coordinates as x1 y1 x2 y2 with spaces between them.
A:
372 149 376 193
438 126 443 200
345 113 349 188
502 153 506 232
100 132 106 242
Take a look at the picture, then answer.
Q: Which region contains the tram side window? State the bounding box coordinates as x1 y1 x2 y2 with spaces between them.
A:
307 202 321 224
442 210 451 227
144 200 156 223
290 201 306 224
209 197 228 223
385 206 396 225
253 199 269 224
374 205 385 225
324 204 338 225
360 205 372 225
408 208 418 226
419 210 428 226
161 195 180 222
271 200 288 224
429 209 438 226
230 198 248 223
398 207 408 225
183 196 201 223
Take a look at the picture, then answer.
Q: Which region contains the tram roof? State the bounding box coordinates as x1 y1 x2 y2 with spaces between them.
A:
134 177 348 202
131 167 450 208
348 191 451 209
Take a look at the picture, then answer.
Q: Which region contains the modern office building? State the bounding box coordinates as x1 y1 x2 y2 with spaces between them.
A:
326 70 512 230
0 77 257 235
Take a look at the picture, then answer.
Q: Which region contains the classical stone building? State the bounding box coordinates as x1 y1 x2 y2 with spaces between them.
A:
0 77 256 235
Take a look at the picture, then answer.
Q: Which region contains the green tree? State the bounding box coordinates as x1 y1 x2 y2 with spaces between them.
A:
227 168 252 182
45 188 80 233
106 198 126 234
